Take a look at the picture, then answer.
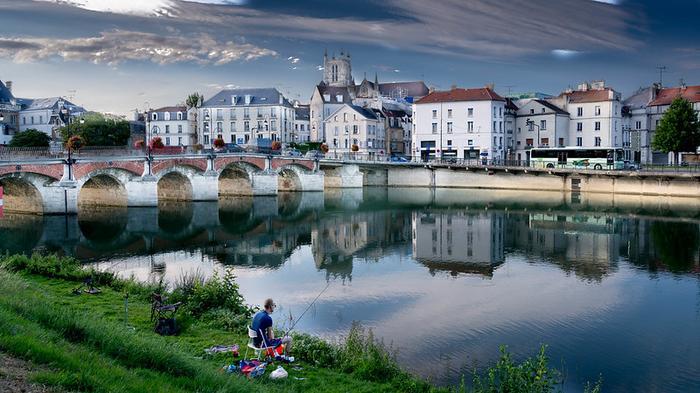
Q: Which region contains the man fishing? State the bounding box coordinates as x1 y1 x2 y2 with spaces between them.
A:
251 298 292 352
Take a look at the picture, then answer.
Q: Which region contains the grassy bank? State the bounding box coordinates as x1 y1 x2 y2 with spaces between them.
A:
0 254 600 393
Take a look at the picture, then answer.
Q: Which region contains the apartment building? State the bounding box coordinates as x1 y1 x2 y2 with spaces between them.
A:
146 106 194 146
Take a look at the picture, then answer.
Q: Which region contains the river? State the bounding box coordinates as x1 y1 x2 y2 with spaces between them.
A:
1 188 699 392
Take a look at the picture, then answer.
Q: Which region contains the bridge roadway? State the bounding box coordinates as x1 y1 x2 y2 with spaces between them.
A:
0 151 698 214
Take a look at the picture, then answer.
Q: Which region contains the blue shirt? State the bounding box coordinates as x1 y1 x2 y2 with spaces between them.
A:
251 310 272 347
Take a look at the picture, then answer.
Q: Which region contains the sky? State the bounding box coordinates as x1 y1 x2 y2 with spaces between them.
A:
0 0 699 116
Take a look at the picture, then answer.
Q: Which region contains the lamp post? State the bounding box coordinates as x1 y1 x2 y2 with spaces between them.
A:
526 118 540 148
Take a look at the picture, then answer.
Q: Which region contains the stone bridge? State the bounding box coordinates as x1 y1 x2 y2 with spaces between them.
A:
0 153 323 214
1 151 698 215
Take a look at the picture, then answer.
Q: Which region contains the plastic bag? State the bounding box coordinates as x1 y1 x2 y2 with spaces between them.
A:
270 365 288 379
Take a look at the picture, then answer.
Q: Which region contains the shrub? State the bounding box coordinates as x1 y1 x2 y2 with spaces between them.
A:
9 129 51 147
320 143 329 153
133 139 145 148
150 137 164 149
351 144 359 152
1 254 114 286
271 140 282 151
67 135 84 150
470 345 562 393
213 138 225 149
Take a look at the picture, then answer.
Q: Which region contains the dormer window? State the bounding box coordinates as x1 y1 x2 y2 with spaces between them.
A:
152 113 157 121
336 94 343 102
164 112 170 121
177 112 183 120
323 94 331 101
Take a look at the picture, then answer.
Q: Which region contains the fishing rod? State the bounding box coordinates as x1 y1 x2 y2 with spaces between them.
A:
284 281 330 336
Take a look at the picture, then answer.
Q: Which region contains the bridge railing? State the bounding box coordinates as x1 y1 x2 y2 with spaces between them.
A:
0 146 64 161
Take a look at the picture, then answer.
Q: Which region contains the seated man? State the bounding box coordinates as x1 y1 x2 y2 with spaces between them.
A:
251 298 292 353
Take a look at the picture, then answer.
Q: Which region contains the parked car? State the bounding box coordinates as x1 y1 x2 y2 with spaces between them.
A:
222 143 244 153
283 148 303 157
389 155 409 162
305 150 325 159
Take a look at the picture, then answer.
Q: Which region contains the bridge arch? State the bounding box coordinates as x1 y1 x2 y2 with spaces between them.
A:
0 172 52 214
276 164 309 192
77 168 131 208
218 162 260 196
156 166 198 201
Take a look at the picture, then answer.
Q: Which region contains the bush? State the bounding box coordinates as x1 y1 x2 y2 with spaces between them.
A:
2 254 115 286
213 138 225 148
9 129 51 147
470 345 562 393
60 113 130 146
66 135 84 150
170 268 252 330
351 144 359 152
150 137 164 149
271 140 282 151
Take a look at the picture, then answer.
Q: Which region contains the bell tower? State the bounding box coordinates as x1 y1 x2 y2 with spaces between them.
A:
323 49 354 87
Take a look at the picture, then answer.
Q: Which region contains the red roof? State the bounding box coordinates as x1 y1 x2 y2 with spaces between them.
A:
649 85 700 106
559 88 614 103
416 88 504 104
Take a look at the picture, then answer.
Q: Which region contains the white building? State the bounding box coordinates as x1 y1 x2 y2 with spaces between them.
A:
324 104 385 155
17 97 86 140
0 79 20 145
146 106 195 147
293 103 311 143
514 99 570 162
199 88 294 147
412 87 507 161
621 86 655 163
548 81 623 150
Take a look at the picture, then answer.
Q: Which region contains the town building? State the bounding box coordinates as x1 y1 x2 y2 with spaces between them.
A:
513 99 570 162
323 104 385 155
198 88 294 147
0 79 20 145
548 81 623 150
412 87 507 161
17 97 86 141
292 102 311 143
646 84 700 163
504 98 517 160
309 50 428 146
146 106 195 147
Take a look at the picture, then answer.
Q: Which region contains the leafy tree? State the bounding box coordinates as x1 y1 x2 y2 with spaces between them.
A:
60 113 131 146
185 93 203 109
9 129 51 147
652 97 700 156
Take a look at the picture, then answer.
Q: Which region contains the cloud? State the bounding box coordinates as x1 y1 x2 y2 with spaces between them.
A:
0 30 276 65
32 0 247 16
552 49 582 58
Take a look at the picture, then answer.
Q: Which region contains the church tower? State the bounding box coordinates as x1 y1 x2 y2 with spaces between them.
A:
323 49 354 87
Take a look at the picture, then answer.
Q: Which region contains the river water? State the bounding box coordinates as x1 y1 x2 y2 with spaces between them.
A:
1 188 699 392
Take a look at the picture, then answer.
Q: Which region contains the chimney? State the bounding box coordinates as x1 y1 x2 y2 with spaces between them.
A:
5 81 12 93
485 83 495 91
451 84 457 90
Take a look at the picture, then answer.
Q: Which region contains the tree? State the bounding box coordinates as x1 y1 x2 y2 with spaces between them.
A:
185 93 203 109
652 97 700 162
60 113 131 146
9 129 51 147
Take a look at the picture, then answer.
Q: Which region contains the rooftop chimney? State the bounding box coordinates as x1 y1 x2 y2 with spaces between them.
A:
5 81 12 93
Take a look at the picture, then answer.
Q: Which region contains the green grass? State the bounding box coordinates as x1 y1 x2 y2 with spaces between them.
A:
0 254 602 393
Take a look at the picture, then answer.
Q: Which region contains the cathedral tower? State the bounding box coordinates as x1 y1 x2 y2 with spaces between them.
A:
323 49 354 87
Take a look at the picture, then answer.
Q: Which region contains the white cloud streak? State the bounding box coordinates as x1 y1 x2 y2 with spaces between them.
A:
0 30 276 65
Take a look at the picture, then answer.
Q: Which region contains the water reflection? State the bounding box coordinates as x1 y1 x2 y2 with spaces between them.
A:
1 189 700 392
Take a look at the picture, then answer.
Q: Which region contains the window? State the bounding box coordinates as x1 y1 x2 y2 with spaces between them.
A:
39 115 43 123
243 108 250 118
595 106 601 116
178 137 182 145
447 122 453 133
526 138 533 147
467 121 474 132
432 123 437 134
558 137 564 147
244 121 250 132
493 121 496 132
353 125 358 134
542 108 546 113
447 109 452 118
432 110 437 119
577 122 583 132
635 121 642 130
499 107 503 118
540 120 546 130
468 139 473 146
576 137 582 146
530 109 535 115
467 108 473 117
270 120 276 131
447 139 452 146
204 135 210 145
230 122 235 132
178 125 183 133
216 122 223 132
334 126 339 136
541 137 549 146
216 109 223 120
165 137 170 146
31 116 34 124
165 125 170 133
577 107 583 117
594 137 601 146
229 109 235 119
177 112 183 120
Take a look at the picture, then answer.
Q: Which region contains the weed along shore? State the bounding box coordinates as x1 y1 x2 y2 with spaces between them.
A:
0 254 601 393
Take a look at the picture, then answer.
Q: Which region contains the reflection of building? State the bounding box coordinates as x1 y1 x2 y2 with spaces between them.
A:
412 211 504 276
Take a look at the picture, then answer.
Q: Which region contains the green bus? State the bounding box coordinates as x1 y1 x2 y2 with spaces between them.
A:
530 147 625 170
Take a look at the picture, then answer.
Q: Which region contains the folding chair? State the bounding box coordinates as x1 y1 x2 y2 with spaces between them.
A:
150 293 182 335
245 326 271 360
